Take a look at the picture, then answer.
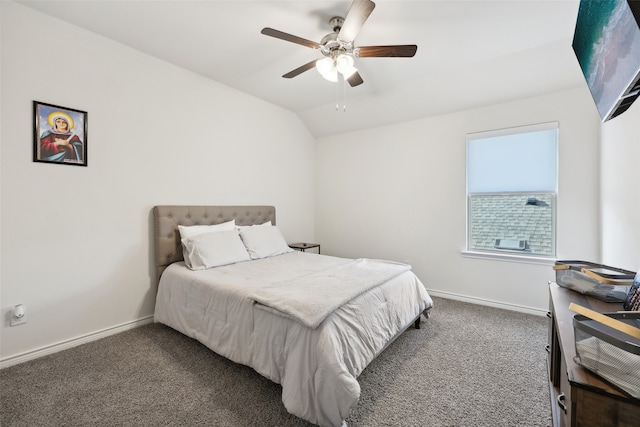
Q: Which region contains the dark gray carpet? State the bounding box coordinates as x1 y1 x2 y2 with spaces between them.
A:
0 297 551 426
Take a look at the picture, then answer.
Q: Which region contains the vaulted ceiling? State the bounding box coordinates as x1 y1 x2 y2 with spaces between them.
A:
18 0 585 137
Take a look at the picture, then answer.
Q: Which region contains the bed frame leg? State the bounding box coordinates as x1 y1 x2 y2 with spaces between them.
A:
414 307 433 329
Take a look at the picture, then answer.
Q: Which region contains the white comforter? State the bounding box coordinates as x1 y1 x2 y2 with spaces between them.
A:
154 251 433 427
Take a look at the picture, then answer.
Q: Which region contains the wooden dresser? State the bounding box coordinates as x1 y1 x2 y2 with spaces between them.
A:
547 282 640 426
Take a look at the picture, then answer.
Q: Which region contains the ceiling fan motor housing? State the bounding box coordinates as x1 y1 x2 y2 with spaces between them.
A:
321 16 353 58
320 33 341 56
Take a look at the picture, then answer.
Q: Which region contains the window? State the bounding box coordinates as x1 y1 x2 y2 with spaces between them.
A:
466 122 558 257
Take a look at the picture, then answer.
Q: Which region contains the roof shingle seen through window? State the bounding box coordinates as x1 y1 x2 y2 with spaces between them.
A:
470 194 553 255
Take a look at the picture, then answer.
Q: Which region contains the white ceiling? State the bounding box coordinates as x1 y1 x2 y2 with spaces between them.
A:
17 0 586 137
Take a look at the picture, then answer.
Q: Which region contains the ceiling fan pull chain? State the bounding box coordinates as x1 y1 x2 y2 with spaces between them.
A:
343 77 347 112
342 76 347 113
335 74 347 112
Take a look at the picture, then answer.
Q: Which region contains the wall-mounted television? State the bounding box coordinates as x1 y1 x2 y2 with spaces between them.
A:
572 0 640 122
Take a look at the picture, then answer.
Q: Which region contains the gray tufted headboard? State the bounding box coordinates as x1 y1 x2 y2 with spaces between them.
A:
153 205 276 284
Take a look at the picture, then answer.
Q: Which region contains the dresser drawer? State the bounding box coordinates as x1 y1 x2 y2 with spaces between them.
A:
573 387 640 427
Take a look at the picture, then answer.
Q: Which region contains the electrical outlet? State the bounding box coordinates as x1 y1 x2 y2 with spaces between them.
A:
10 304 27 326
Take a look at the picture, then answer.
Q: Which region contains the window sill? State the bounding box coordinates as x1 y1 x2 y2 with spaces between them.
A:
461 250 556 266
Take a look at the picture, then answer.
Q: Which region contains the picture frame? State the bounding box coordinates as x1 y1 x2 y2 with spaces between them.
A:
33 101 88 166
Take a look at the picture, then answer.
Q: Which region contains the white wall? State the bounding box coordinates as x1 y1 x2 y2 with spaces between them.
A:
315 87 602 313
600 101 640 272
0 2 315 362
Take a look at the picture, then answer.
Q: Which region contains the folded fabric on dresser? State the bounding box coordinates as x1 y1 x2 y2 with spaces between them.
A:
575 336 640 398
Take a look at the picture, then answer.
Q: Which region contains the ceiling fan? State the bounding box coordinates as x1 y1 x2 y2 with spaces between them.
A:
260 0 417 87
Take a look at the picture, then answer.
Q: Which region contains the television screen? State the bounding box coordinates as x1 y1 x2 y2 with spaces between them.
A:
572 0 640 121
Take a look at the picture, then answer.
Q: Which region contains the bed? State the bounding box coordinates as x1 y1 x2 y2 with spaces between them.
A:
153 205 433 427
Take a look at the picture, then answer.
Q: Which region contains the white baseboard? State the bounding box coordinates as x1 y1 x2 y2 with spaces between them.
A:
426 289 548 317
0 315 154 369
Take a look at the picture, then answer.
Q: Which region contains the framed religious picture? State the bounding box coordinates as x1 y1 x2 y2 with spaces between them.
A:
33 101 88 166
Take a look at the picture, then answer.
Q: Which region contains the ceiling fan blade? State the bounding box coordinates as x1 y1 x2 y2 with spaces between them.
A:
356 45 418 58
282 60 319 79
261 27 321 50
338 0 376 44
347 71 364 87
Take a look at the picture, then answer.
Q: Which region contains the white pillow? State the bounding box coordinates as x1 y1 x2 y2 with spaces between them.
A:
178 220 236 268
239 225 293 259
178 219 235 239
181 229 250 270
235 220 272 230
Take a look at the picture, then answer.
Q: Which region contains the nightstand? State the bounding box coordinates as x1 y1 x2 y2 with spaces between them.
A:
288 242 320 254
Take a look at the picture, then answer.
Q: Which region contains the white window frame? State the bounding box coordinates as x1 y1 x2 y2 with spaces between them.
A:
463 122 558 264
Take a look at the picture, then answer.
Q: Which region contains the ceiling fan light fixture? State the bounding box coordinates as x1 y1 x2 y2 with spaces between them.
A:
316 57 338 82
335 54 353 71
335 54 357 78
